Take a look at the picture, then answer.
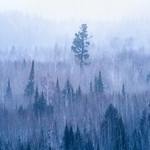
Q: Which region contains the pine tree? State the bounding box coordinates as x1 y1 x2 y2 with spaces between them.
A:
55 78 61 102
33 86 39 117
101 104 119 150
69 126 74 149
26 142 31 150
97 143 100 150
62 79 74 106
39 91 47 114
94 76 98 93
114 117 128 150
132 129 142 150
140 110 149 150
97 71 104 94
73 126 84 150
85 138 94 150
71 24 92 68
62 124 70 150
56 78 60 93
24 60 35 98
4 79 12 101
94 72 104 95
89 81 93 94
76 85 82 99
122 83 126 98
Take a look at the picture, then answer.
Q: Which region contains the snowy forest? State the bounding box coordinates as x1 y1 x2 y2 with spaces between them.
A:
1 11 150 150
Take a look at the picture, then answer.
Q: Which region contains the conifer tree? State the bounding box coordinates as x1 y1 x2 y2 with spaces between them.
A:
62 124 70 150
97 71 104 94
114 117 128 150
122 83 126 98
56 78 60 93
94 76 98 93
33 86 39 117
85 139 94 150
62 79 74 106
71 24 92 68
89 82 93 94
39 91 47 114
76 85 82 99
4 79 12 101
73 126 84 150
24 60 35 98
101 104 119 149
94 71 104 94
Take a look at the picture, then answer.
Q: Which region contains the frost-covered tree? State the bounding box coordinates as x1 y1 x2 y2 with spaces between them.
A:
71 24 92 68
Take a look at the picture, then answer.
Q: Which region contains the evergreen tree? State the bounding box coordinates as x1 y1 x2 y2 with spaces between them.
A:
4 79 12 101
33 86 39 117
76 85 82 99
26 142 31 150
71 24 92 68
101 104 119 150
39 91 47 114
114 117 128 150
132 129 142 150
62 79 74 106
97 143 100 150
69 126 74 149
24 60 35 98
122 83 126 98
97 71 104 94
94 76 98 93
62 124 70 150
55 78 61 103
89 81 93 94
140 110 149 150
85 138 94 150
73 126 84 150
56 78 60 94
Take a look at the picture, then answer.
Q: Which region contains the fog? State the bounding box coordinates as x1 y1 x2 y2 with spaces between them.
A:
0 4 150 150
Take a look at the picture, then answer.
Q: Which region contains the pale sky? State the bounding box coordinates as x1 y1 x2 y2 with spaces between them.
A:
0 0 149 21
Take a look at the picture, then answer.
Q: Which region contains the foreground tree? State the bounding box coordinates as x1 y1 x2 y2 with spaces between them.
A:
71 24 92 68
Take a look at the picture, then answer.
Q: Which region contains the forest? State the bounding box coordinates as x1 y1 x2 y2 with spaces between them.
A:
0 11 150 150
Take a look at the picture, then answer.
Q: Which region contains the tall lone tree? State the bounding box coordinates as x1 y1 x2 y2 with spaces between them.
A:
24 60 35 98
71 24 92 68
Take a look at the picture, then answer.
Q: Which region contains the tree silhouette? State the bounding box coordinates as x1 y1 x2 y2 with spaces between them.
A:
71 24 92 68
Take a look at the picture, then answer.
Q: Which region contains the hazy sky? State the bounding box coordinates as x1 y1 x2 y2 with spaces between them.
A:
0 0 149 21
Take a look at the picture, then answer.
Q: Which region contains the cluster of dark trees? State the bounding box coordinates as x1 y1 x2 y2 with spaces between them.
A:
0 58 150 150
1 23 150 149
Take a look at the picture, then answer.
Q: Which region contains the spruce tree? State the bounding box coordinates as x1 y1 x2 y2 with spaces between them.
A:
89 81 93 94
114 117 128 150
76 85 82 99
62 79 74 106
39 91 47 114
122 83 126 98
56 78 60 93
101 104 119 150
97 71 104 94
94 71 104 95
71 24 92 68
4 79 12 101
85 139 94 150
33 86 39 117
62 124 70 150
73 126 84 150
24 60 35 98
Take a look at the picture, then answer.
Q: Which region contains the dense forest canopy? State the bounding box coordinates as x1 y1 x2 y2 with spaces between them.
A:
0 11 150 149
